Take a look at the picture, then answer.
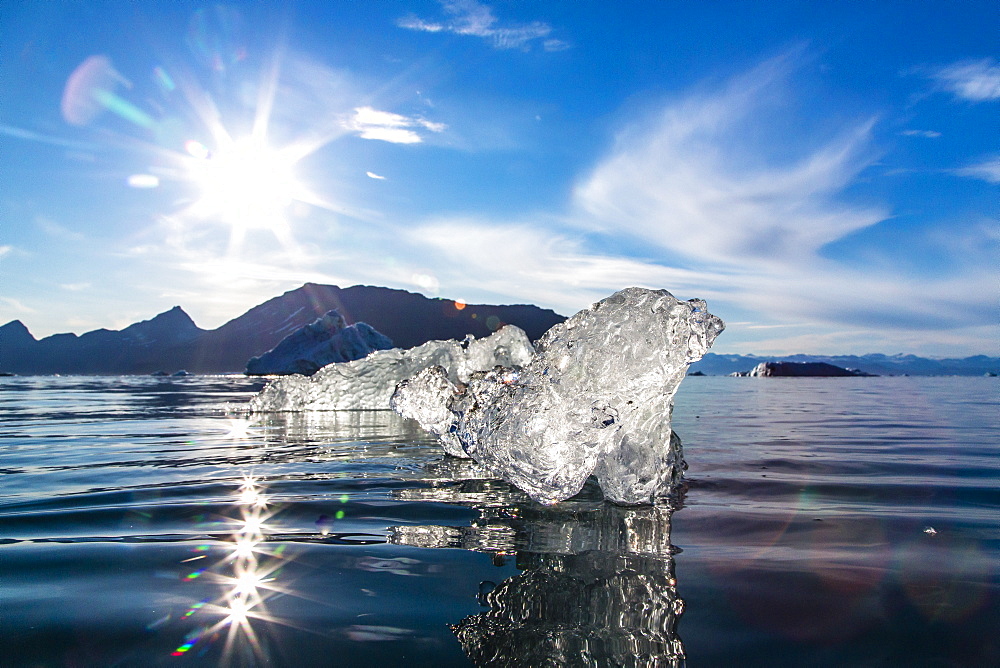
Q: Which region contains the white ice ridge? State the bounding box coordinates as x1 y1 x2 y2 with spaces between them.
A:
391 287 725 505
248 325 535 411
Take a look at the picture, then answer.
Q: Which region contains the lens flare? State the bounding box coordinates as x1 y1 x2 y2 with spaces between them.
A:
61 55 124 126
153 66 176 93
185 139 211 160
184 601 208 618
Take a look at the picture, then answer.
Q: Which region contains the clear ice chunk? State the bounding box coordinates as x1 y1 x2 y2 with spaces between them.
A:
391 287 724 505
389 365 466 457
248 325 534 412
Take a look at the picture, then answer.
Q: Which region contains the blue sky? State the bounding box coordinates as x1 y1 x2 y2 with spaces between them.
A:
1 1 996 356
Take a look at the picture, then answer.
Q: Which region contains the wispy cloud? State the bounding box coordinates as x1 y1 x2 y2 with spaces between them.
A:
573 53 886 267
401 215 997 354
1 297 36 314
35 216 85 241
366 171 387 180
930 59 1000 101
60 282 92 292
900 129 941 138
118 239 354 330
346 106 446 144
403 218 726 312
954 156 1000 183
398 0 560 51
0 245 12 259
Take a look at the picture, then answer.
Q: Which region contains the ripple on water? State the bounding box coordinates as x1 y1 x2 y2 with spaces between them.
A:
0 374 997 666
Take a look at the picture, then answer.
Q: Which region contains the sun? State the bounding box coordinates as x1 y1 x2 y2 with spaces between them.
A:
186 136 306 234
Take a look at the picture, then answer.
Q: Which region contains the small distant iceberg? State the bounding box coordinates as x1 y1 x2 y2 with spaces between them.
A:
248 325 534 411
732 361 876 377
245 310 393 376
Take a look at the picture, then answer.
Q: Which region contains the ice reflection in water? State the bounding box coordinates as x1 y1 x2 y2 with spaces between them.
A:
389 458 685 667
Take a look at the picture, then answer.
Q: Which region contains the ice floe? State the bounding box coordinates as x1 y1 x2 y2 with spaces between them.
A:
248 325 534 411
391 287 724 504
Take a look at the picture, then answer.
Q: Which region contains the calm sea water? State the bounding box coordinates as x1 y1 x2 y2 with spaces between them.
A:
0 375 997 666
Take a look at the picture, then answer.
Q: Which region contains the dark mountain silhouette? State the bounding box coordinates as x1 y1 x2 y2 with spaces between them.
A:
0 306 205 374
2 284 996 376
0 284 566 375
689 352 999 377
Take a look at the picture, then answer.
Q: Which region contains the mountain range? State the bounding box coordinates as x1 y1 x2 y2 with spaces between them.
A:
1 283 996 376
0 283 565 375
688 352 999 377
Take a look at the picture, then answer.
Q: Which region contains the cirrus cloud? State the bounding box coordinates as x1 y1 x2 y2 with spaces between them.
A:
929 58 1000 101
398 0 561 51
573 53 887 268
954 156 1000 184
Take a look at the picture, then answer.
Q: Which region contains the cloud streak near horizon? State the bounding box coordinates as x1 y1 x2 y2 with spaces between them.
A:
955 157 1000 184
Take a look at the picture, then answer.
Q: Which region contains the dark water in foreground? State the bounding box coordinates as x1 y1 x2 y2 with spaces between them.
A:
0 375 997 667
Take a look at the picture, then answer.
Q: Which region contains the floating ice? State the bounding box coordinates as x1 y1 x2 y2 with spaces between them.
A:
245 310 393 376
391 287 724 505
248 325 534 412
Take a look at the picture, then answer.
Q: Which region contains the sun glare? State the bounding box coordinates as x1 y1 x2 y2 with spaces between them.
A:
187 137 302 232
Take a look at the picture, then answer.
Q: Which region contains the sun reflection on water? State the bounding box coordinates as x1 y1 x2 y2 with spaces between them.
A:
170 474 286 663
225 418 258 441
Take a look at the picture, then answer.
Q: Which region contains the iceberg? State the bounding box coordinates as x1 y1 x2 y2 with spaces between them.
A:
248 325 534 412
391 287 724 505
245 310 394 376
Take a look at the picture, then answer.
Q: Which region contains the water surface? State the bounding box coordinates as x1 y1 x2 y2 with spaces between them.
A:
1 375 997 666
